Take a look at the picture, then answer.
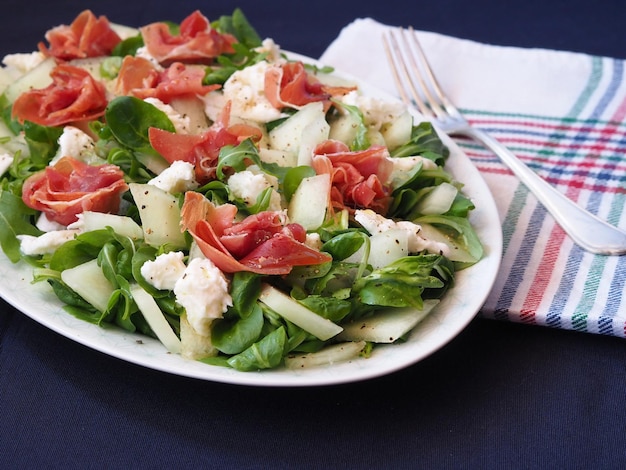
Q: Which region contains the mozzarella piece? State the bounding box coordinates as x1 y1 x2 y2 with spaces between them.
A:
51 126 98 165
17 230 78 256
148 160 199 194
207 61 284 122
2 51 46 75
140 251 187 291
227 169 282 210
36 213 67 232
173 258 233 336
254 38 284 64
354 209 450 256
340 91 407 131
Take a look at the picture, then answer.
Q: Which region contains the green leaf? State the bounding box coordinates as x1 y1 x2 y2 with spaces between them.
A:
105 96 175 153
282 165 316 201
415 214 484 268
297 295 352 322
321 230 367 261
213 8 262 48
226 326 287 371
0 190 41 263
353 254 455 308
216 139 289 182
111 34 144 57
390 122 449 165
23 121 63 166
212 303 264 355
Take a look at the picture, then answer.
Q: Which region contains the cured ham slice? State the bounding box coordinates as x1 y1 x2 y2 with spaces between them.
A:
117 58 220 103
265 61 356 110
148 102 261 183
22 157 129 226
140 10 236 65
312 140 393 213
39 10 121 60
181 192 331 275
12 64 108 127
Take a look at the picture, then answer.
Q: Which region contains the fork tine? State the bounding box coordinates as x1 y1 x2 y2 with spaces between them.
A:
382 29 431 116
402 27 456 118
383 27 457 120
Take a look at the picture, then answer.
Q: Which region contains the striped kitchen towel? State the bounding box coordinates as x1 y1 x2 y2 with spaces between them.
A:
320 18 626 337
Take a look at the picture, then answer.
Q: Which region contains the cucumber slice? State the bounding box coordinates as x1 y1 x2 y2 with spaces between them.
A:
258 284 343 341
337 299 440 343
130 283 181 354
129 183 187 249
288 173 330 230
285 341 366 369
61 259 115 313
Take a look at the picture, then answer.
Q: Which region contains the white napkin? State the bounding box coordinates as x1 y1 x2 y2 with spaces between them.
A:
320 18 626 337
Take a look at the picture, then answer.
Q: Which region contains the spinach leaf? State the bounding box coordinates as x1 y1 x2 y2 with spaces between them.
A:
105 96 175 154
283 166 316 201
321 230 368 261
297 295 352 322
353 254 455 309
226 326 287 371
212 272 264 354
23 121 63 166
0 190 41 262
111 34 144 57
212 8 262 49
390 122 449 165
205 9 265 85
216 138 289 182
415 214 484 268
212 303 264 355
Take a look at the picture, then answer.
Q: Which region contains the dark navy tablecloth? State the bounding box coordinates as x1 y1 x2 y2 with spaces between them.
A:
2 1 626 468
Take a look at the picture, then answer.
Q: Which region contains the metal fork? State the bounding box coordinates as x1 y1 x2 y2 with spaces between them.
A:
383 27 626 256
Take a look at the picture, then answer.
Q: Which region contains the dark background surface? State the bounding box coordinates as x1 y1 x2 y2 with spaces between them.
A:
2 1 626 468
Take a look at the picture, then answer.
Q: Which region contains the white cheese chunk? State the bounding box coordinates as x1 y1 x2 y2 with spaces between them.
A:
148 160 199 194
354 209 449 256
254 38 284 64
140 251 187 291
340 91 407 131
173 258 233 336
51 126 98 165
227 169 282 211
36 213 68 232
17 230 78 256
2 51 46 75
205 61 285 123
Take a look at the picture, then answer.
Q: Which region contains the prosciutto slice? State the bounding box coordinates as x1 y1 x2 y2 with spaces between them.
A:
181 192 331 275
140 10 236 65
22 157 129 226
148 102 262 183
39 10 121 60
12 64 108 127
265 61 356 110
312 140 393 213
116 57 220 103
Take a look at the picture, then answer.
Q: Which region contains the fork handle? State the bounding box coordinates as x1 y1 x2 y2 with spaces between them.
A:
458 127 626 255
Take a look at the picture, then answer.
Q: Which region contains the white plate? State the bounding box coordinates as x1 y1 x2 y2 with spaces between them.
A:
0 54 502 387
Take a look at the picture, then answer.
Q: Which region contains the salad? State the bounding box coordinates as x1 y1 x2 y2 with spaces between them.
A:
0 9 483 372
